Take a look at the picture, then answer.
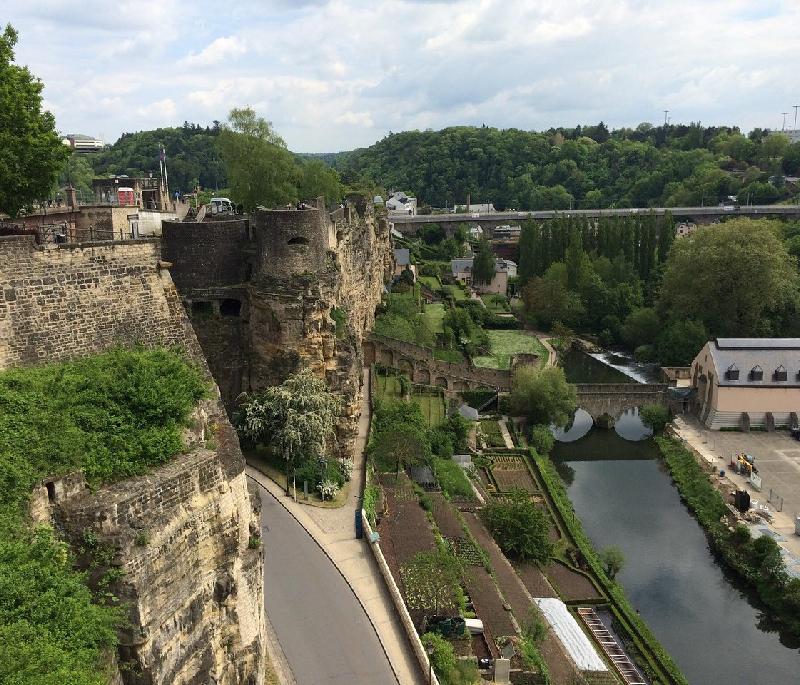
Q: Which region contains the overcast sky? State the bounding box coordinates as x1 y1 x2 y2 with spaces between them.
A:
7 0 800 152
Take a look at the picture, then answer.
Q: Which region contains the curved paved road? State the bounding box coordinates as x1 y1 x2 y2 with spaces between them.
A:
259 487 398 685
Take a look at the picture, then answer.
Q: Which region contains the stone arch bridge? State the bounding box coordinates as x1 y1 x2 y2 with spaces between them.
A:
576 383 670 426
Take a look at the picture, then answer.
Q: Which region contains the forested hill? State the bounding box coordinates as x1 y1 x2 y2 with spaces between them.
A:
90 123 227 193
333 123 800 210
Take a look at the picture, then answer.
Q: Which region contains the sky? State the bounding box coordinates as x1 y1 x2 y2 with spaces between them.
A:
6 0 800 152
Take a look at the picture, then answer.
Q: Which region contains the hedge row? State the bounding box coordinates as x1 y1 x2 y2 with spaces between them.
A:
528 449 689 685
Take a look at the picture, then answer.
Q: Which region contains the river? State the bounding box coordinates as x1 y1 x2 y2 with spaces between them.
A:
553 348 800 685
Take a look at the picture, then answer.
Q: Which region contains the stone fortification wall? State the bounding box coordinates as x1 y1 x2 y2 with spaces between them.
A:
364 332 512 391
0 235 201 367
162 198 393 458
0 235 264 685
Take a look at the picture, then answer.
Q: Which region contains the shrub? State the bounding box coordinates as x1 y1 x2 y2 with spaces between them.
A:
640 404 670 433
433 458 473 499
481 489 554 564
529 424 555 455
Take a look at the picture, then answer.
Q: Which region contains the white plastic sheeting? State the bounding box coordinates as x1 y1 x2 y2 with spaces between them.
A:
534 598 607 671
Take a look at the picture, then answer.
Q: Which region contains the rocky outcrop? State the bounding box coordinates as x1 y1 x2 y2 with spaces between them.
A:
162 197 393 459
1 235 264 684
32 404 264 685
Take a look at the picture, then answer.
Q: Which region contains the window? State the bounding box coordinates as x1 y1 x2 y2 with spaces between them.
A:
774 365 787 381
749 365 763 381
725 363 739 381
220 299 241 317
287 236 309 246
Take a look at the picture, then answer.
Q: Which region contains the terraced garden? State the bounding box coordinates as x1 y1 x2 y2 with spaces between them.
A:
472 329 549 370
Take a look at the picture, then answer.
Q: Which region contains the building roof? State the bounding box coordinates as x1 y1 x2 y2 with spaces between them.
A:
706 338 800 387
393 248 411 266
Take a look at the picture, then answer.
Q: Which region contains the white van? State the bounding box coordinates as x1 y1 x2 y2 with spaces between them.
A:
210 197 234 214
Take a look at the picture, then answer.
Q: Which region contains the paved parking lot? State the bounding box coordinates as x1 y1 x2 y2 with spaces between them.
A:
676 415 800 518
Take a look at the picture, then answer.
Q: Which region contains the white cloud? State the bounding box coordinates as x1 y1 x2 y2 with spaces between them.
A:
180 36 248 67
5 0 800 151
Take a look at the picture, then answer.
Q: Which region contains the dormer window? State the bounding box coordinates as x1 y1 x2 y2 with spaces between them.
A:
774 365 787 381
749 365 763 381
725 363 739 381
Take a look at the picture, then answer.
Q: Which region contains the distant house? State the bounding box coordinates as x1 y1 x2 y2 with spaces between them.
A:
450 258 517 295
393 248 416 279
690 338 800 430
373 195 385 205
675 222 697 238
62 133 104 152
386 192 417 216
492 225 521 240
468 225 483 240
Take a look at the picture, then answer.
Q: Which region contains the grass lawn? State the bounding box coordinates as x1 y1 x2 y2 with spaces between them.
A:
443 284 467 301
434 347 464 363
472 330 549 370
415 392 446 426
375 373 403 400
423 302 446 334
419 275 441 291
374 372 446 426
480 293 509 313
480 420 507 448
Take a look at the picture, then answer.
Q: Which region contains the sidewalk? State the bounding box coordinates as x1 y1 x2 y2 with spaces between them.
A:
532 331 557 368
247 368 425 685
671 415 800 563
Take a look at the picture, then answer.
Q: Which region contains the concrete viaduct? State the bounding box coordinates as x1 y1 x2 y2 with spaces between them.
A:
389 205 800 235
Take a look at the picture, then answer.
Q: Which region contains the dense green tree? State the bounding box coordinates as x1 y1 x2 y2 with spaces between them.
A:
472 236 496 285
599 546 625 579
370 422 431 477
510 366 577 426
297 158 342 205
217 107 298 210
657 219 799 336
521 263 584 330
237 369 341 490
621 307 660 348
58 153 94 200
656 319 708 365
0 24 70 217
481 489 554 564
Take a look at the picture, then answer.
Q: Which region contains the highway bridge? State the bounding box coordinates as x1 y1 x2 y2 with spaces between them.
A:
389 205 800 234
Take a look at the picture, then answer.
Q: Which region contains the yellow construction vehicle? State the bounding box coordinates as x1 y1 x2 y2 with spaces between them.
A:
735 453 757 476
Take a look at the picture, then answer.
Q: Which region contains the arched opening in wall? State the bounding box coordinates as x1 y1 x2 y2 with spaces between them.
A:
220 298 242 317
46 482 56 503
287 236 309 246
191 301 213 318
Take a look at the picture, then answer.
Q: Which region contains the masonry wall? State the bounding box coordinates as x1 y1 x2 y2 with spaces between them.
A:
0 235 200 367
0 234 265 685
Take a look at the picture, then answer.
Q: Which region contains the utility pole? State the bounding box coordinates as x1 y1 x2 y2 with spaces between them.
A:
794 105 799 131
781 113 789 131
663 110 669 126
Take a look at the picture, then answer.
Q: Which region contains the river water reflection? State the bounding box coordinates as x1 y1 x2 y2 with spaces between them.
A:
553 350 800 684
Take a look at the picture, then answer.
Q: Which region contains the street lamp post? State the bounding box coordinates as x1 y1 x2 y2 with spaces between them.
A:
426 643 435 684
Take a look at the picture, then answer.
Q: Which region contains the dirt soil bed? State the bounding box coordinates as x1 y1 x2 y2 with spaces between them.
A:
463 567 515 649
512 561 558 599
377 474 437 580
431 493 465 539
545 560 601 601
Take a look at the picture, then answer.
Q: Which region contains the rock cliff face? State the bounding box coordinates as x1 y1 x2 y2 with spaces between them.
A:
162 197 393 458
0 235 264 684
32 406 264 685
